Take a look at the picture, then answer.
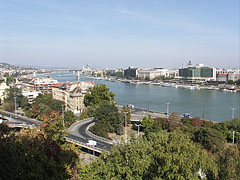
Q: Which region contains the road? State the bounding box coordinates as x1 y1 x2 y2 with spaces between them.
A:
0 110 41 125
67 119 112 152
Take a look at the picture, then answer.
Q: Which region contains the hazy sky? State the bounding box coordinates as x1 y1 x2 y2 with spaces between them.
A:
0 0 239 69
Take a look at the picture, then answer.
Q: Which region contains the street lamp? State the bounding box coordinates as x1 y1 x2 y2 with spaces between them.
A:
230 108 236 119
61 104 65 127
166 102 170 122
14 96 17 118
231 131 239 144
124 112 128 144
136 124 142 143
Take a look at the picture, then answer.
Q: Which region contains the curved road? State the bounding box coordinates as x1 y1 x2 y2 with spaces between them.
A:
67 119 112 152
1 110 113 152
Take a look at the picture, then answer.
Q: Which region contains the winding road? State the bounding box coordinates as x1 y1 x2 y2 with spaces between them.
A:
67 118 113 152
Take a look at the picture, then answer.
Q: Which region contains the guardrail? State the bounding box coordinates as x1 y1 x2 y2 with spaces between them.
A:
86 122 114 145
68 117 94 133
65 136 105 153
0 110 41 125
7 123 35 129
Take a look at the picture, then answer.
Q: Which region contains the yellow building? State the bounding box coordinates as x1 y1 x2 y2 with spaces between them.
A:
52 81 94 114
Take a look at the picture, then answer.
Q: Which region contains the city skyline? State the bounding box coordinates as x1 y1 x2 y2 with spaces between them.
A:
0 0 239 69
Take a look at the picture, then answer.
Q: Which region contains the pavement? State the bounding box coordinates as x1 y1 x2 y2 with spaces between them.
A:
0 110 41 126
67 119 112 152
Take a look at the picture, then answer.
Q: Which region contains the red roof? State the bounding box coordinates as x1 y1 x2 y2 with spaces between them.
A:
217 74 228 77
52 83 63 87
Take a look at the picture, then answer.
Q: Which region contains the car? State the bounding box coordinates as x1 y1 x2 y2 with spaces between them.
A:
183 113 190 118
127 104 134 109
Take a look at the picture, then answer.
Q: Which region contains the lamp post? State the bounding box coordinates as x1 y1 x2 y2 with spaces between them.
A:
231 131 239 144
14 96 17 118
136 124 142 143
166 102 170 122
61 104 65 127
230 108 236 119
124 112 128 144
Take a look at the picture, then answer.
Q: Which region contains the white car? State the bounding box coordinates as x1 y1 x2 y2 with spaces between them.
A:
127 104 134 109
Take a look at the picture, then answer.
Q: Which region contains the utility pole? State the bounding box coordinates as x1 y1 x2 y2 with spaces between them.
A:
233 131 235 144
166 102 170 122
136 124 142 143
124 112 128 144
202 109 205 120
61 104 65 127
232 131 239 144
230 108 236 119
14 96 17 118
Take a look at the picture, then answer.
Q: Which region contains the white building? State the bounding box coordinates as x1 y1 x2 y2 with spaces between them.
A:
0 82 9 104
22 91 41 103
228 72 240 81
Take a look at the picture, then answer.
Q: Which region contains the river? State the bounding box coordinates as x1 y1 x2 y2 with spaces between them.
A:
39 72 240 122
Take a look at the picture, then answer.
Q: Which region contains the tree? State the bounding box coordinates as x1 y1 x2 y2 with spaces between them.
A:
64 110 77 127
216 145 240 179
193 127 226 153
152 117 168 131
168 112 182 130
80 130 218 179
90 103 121 138
3 72 15 85
192 117 203 128
227 80 234 84
0 123 78 180
84 84 115 107
141 115 154 136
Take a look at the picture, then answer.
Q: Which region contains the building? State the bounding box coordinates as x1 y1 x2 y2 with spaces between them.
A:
0 82 10 104
22 91 41 103
228 72 240 82
52 81 94 114
124 67 138 78
138 69 158 80
216 74 228 82
179 62 216 81
18 76 58 94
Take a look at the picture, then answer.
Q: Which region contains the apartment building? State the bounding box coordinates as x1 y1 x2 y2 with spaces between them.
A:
52 81 94 114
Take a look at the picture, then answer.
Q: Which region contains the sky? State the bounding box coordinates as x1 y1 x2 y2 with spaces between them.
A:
0 0 239 69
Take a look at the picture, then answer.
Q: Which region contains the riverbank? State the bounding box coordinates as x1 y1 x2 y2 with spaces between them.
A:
86 75 240 93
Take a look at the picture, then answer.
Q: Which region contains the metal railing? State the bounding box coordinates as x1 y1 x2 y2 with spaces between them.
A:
86 122 114 144
65 136 105 153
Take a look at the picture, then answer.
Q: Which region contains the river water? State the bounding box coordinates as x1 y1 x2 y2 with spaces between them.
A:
40 72 240 122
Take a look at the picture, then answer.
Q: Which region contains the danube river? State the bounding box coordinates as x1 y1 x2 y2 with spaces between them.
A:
40 72 239 122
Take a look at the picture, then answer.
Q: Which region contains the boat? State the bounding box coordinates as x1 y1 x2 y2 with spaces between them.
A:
184 85 200 90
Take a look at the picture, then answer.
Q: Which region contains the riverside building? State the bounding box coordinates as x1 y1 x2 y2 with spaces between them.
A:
179 61 216 82
52 81 94 114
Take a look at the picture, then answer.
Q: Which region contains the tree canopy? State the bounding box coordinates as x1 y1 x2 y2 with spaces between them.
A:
84 84 115 107
89 103 122 138
78 130 218 180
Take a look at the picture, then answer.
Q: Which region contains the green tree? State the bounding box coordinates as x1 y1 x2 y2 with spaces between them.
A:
64 110 77 127
90 103 121 138
84 84 115 107
141 115 154 135
0 123 78 180
193 127 226 153
216 145 240 179
80 130 218 179
3 73 15 85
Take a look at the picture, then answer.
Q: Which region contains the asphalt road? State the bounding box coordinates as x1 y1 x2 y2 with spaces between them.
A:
0 110 41 125
67 120 112 152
